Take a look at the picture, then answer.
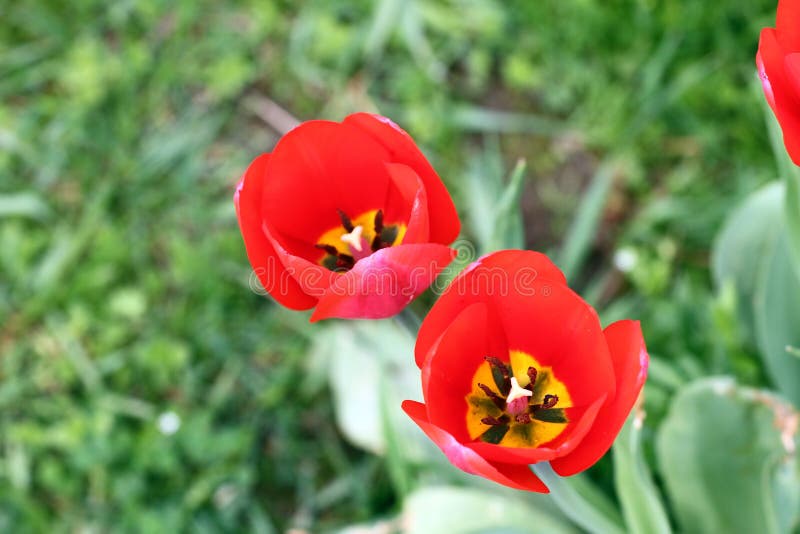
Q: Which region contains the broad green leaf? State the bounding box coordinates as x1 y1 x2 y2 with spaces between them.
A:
785 166 800 279
401 486 581 534
613 416 672 534
711 182 784 341
656 377 799 534
762 85 800 278
310 320 432 461
531 463 625 534
754 229 800 406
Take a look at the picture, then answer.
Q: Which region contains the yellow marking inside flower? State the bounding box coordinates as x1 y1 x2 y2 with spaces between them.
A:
465 351 572 448
316 209 407 259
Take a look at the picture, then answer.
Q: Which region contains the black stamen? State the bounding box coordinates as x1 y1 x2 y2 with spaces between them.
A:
337 209 355 232
477 383 506 410
542 394 559 409
526 366 538 391
481 415 505 426
371 234 384 252
334 254 355 272
315 243 339 256
374 210 384 234
484 356 511 395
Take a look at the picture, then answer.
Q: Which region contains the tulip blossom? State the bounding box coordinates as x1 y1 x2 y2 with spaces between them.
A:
403 250 649 492
234 113 460 321
758 0 800 164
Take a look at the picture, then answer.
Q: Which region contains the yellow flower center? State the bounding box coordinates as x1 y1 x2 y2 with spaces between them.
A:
315 209 407 271
465 350 572 447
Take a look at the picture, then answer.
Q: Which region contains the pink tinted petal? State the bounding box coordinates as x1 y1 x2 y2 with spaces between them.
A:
551 320 648 477
309 244 455 321
758 50 777 111
402 400 548 492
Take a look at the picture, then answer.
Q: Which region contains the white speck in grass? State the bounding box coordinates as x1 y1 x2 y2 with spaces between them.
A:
613 248 638 273
157 411 181 435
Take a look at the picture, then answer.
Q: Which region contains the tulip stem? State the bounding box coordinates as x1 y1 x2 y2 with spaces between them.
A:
531 462 625 534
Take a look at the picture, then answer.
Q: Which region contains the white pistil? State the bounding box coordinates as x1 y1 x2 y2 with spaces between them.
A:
506 376 533 404
340 225 364 252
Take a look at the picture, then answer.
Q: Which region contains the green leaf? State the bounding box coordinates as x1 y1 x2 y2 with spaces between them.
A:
711 182 784 341
612 416 672 534
0 192 50 220
754 228 800 406
656 377 799 534
531 463 625 534
463 143 528 254
762 82 800 278
401 486 581 534
785 165 800 279
558 159 617 281
311 319 432 461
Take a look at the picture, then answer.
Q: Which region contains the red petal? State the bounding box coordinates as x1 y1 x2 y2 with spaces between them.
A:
309 244 455 321
422 303 493 441
262 120 392 243
551 320 649 477
464 395 605 465
777 0 800 51
401 400 549 492
234 154 317 310
262 220 339 297
415 250 567 367
343 113 460 244
383 163 430 243
489 280 614 409
760 29 800 165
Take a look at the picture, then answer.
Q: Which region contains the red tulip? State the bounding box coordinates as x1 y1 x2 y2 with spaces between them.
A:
234 113 460 321
402 250 648 492
758 0 800 165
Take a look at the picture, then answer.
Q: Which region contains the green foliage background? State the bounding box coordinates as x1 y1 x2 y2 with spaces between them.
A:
0 0 795 531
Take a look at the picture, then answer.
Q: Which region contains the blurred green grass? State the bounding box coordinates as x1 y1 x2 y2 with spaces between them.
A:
0 0 782 530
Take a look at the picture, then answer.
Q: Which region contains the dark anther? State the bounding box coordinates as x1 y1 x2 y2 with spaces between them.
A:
542 394 559 409
481 415 507 426
526 366 538 390
315 243 339 256
515 413 532 424
334 254 355 271
371 210 386 252
337 209 355 232
484 356 511 395
484 356 510 380
477 383 506 410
